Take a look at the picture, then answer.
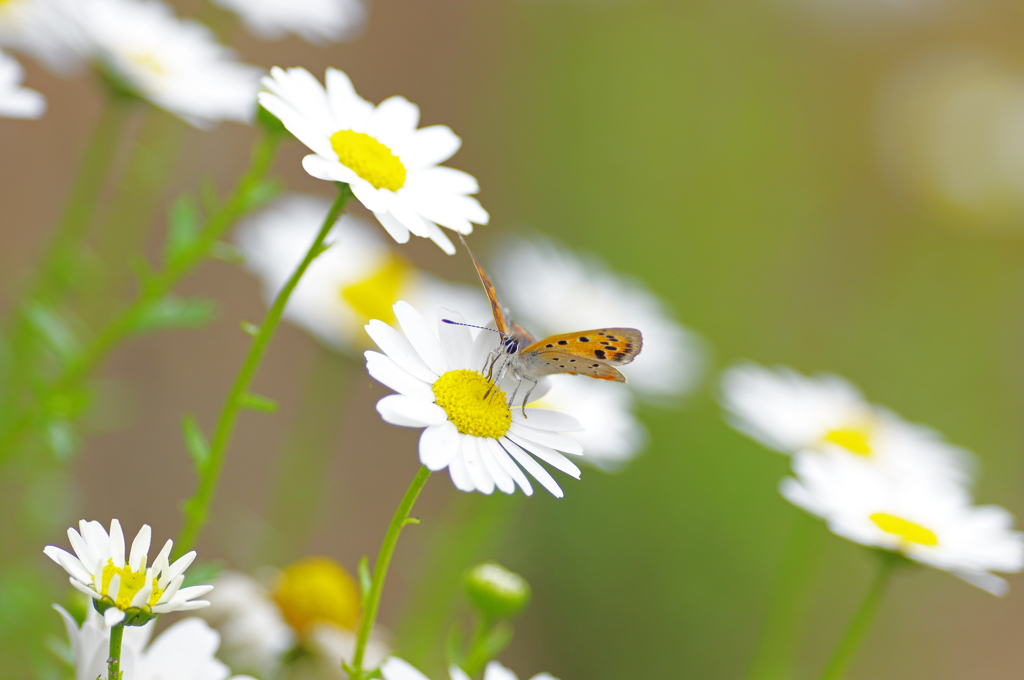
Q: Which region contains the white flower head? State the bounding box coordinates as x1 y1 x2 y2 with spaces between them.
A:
782 451 1024 595
719 363 974 486
365 301 586 497
237 194 488 357
381 657 558 680
257 67 489 254
71 0 261 127
0 49 44 118
53 604 255 680
44 519 212 627
531 375 647 472
212 0 365 44
490 235 706 400
0 0 83 73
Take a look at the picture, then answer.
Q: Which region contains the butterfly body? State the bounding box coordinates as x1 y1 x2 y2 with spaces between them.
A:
459 236 642 411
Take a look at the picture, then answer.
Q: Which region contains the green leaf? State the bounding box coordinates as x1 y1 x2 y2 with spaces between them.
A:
240 177 284 213
129 255 156 287
239 392 278 413
209 241 245 264
131 296 217 334
357 556 371 601
24 304 79 366
181 413 209 469
241 321 260 337
164 196 201 264
44 420 77 462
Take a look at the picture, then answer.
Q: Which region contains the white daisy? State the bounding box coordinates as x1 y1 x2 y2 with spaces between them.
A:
44 519 212 626
490 235 706 400
70 0 261 127
0 49 44 118
199 560 389 679
0 0 83 73
529 375 647 472
53 604 256 680
237 194 487 357
782 450 1024 595
719 363 974 486
365 301 585 497
381 657 558 680
257 67 489 254
212 0 365 44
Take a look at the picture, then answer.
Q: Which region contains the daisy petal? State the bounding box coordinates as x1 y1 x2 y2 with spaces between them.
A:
493 440 533 495
377 395 448 428
374 210 412 244
105 608 126 627
460 435 494 494
365 351 435 401
448 442 475 492
404 127 462 169
128 525 151 572
502 437 564 498
419 421 461 471
506 432 581 479
512 409 583 432
394 301 449 376
365 319 438 382
507 422 584 455
109 520 125 567
479 441 515 494
381 657 432 680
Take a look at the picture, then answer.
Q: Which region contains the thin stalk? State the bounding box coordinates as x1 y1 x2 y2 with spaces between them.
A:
174 184 352 557
107 622 124 680
349 465 432 680
817 551 900 680
745 511 825 680
0 132 281 465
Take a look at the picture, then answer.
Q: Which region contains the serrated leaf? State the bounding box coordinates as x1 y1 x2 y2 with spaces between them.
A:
181 413 209 469
357 556 371 600
164 196 201 264
24 304 79 366
131 296 217 334
239 392 278 413
44 420 77 462
240 178 284 213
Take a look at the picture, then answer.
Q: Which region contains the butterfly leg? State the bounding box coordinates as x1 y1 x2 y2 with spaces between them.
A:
519 376 539 418
506 373 523 413
484 354 511 401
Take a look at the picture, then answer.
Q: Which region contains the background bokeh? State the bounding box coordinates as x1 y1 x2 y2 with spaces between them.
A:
4 0 1024 678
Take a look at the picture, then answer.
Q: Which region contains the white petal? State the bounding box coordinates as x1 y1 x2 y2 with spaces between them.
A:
153 540 173 588
394 301 449 376
403 126 462 169
128 525 151 572
437 309 473 370
108 573 121 603
130 579 153 609
349 179 390 213
67 528 98 574
104 608 126 626
479 441 515 494
381 657 432 680
326 67 373 129
372 96 420 140
505 432 581 479
512 409 583 432
165 550 196 585
365 319 438 382
953 569 1008 596
423 219 456 255
302 153 361 184
109 520 125 567
377 394 448 428
492 440 533 495
374 210 412 244
419 421 461 471
502 437 564 498
507 422 583 455
365 351 436 401
483 661 519 680
159 574 184 604
461 436 494 494
387 195 430 238
447 443 475 492
44 546 93 584
69 577 102 600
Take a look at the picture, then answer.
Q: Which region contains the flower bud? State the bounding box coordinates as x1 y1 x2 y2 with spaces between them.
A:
464 562 530 620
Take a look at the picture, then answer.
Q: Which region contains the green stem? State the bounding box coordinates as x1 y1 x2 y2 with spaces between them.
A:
107 622 124 680
349 465 432 680
0 132 281 465
175 183 352 557
745 511 825 680
817 552 900 680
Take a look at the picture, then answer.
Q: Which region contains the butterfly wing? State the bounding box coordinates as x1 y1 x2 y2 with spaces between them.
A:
518 328 642 381
459 234 507 335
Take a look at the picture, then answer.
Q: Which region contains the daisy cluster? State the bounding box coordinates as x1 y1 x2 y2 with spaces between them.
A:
720 363 1024 594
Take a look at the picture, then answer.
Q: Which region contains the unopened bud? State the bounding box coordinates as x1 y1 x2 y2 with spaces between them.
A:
464 562 530 620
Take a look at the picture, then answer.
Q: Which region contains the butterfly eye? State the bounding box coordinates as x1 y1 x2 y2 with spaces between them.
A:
503 337 519 353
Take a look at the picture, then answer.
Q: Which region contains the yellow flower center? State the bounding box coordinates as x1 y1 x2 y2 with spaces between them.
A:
821 425 873 456
330 129 407 192
432 370 511 438
101 560 163 609
341 253 413 327
272 557 361 634
870 512 939 547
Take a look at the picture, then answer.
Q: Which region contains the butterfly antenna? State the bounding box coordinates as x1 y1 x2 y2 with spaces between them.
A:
441 319 501 334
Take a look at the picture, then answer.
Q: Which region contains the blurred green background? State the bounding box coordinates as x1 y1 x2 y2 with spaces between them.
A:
4 0 1024 678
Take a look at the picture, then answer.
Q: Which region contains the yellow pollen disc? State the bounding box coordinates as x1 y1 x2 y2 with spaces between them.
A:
870 512 939 547
432 370 511 439
341 254 413 327
272 557 361 634
101 560 152 610
821 426 873 456
330 129 407 192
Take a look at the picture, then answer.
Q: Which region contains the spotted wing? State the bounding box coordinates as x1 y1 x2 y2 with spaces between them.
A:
519 328 642 381
459 234 507 335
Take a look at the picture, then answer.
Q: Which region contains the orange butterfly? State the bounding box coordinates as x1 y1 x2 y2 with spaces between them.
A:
450 236 643 412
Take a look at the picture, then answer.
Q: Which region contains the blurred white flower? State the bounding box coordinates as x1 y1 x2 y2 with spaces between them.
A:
44 519 211 626
365 301 585 497
381 657 558 680
258 67 489 254
237 194 487 357
530 375 647 472
198 558 389 679
878 53 1024 231
490 235 706 401
212 0 365 44
53 604 255 680
782 450 1024 595
71 0 261 127
0 49 44 117
719 363 974 486
0 0 82 72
